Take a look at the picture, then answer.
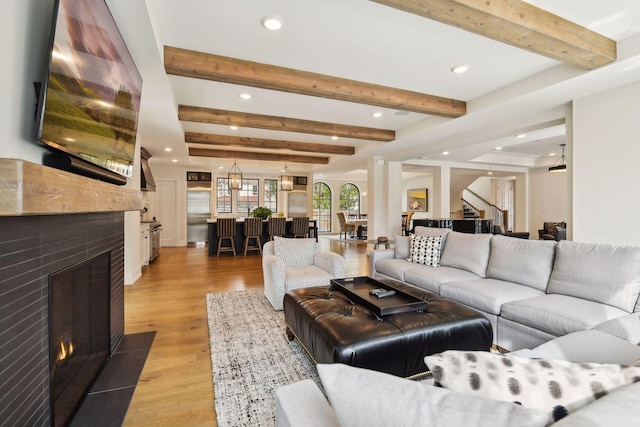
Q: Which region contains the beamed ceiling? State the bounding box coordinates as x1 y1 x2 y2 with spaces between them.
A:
115 0 640 178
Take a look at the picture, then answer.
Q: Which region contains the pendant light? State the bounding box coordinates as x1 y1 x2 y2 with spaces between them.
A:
279 162 294 191
548 144 567 173
228 160 243 189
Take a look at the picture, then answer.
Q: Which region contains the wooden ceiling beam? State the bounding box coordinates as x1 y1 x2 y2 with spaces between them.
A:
371 0 616 70
179 105 395 142
188 148 329 164
185 132 355 155
165 46 466 118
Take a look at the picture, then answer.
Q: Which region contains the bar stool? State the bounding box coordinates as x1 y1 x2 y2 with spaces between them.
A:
216 218 236 257
267 217 286 240
291 217 309 238
243 217 263 256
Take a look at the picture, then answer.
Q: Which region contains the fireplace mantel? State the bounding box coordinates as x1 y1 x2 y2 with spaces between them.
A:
0 158 142 216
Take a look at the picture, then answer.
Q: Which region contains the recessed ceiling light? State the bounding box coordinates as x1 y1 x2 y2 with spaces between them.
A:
451 65 469 74
372 112 382 118
548 152 556 156
442 151 450 155
240 93 252 100
331 136 338 140
230 125 239 130
395 110 410 116
164 147 172 152
172 159 178 163
516 133 527 138
495 147 502 151
219 166 224 170
261 15 284 31
488 171 493 175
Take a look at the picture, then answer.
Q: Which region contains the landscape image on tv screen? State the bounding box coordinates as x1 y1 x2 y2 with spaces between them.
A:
37 0 142 178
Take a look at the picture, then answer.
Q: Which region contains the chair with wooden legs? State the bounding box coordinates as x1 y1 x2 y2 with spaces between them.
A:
267 217 287 240
290 217 310 238
243 217 263 256
216 218 237 257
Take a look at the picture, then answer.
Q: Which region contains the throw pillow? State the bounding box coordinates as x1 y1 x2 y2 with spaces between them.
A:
408 235 442 267
425 350 640 422
317 363 550 427
273 236 316 267
393 234 411 259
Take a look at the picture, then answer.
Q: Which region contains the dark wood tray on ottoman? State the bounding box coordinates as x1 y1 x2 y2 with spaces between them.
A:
331 276 428 317
283 278 492 378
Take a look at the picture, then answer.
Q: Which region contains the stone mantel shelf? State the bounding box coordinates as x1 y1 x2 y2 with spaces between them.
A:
0 158 142 216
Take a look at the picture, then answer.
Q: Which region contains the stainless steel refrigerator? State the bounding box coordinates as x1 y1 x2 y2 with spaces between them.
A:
187 181 211 243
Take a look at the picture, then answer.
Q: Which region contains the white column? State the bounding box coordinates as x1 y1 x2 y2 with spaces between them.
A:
432 165 451 218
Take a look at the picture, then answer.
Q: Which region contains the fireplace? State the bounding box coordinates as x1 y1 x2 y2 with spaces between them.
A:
0 212 125 426
49 251 111 427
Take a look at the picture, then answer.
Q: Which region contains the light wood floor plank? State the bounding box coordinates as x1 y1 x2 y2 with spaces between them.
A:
123 239 369 426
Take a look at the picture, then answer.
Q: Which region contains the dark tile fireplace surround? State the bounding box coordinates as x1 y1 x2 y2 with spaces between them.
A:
0 159 155 427
0 212 152 426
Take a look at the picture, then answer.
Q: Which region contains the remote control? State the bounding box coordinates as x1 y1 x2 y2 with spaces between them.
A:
369 288 386 295
376 290 396 298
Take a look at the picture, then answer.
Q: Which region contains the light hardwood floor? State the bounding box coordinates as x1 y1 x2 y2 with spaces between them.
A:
123 238 369 426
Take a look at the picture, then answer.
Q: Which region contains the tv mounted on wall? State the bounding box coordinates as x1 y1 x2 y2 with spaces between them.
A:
35 0 142 185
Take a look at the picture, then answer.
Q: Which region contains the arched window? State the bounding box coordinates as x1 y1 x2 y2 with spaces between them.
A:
313 182 331 232
339 183 360 219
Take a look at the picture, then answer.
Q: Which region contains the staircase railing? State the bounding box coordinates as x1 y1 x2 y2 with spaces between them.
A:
463 189 508 230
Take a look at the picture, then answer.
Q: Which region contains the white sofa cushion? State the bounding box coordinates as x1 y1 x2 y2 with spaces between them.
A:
501 294 628 337
425 350 640 423
547 240 640 313
375 258 417 281
510 330 640 366
404 266 481 294
487 235 556 291
440 278 544 315
440 232 492 277
592 312 640 344
394 234 411 258
317 363 550 427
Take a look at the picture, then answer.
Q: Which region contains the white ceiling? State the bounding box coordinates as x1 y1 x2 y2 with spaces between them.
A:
108 0 640 180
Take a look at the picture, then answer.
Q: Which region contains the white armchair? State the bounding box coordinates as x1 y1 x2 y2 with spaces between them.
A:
262 238 345 310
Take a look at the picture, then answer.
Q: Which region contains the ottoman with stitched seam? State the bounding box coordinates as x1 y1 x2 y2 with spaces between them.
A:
283 280 492 377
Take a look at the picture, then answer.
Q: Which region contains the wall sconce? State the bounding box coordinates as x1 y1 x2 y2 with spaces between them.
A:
228 160 243 189
279 162 294 191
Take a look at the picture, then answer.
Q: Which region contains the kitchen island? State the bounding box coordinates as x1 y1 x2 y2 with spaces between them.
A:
207 218 318 255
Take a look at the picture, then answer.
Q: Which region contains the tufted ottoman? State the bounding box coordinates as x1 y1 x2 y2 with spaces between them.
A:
283 279 492 378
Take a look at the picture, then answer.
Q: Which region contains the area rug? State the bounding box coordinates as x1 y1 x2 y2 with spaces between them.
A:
206 290 319 427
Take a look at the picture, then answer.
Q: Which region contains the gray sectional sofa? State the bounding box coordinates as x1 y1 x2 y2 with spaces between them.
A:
370 227 640 351
274 229 640 426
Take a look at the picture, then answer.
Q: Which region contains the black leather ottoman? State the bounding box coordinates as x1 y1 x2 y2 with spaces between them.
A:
283 280 492 378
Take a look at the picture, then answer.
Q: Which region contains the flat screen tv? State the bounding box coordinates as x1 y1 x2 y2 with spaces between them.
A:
35 0 142 184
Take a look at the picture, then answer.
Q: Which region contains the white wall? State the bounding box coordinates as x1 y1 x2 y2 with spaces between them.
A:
527 167 569 238
573 81 640 245
0 0 155 284
401 175 433 221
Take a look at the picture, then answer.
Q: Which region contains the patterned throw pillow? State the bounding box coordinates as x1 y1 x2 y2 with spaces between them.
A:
408 235 442 267
425 350 640 422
